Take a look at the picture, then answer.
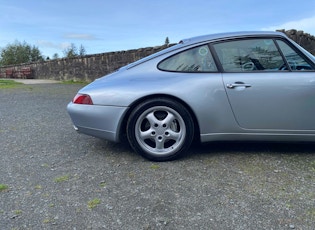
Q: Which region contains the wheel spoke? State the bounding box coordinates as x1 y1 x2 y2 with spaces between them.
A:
163 112 175 126
146 112 160 126
140 129 154 139
167 129 181 141
155 139 165 150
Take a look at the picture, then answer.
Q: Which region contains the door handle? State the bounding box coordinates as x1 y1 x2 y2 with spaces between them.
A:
226 82 251 89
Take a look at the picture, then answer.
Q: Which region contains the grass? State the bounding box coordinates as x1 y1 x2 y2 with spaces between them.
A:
34 185 42 189
150 164 160 170
53 175 70 183
0 184 8 191
43 218 53 224
62 79 90 84
87 198 101 209
14 210 22 215
0 79 23 89
99 182 106 187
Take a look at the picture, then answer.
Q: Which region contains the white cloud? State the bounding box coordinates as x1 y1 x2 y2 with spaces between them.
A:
37 40 71 49
262 15 315 35
63 34 97 40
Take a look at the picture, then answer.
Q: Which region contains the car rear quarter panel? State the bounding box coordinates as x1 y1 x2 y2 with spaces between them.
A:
80 64 240 139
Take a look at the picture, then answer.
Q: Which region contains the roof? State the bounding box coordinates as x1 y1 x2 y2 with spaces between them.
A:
179 31 287 45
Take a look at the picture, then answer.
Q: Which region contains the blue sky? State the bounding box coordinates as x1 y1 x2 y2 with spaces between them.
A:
1 0 315 58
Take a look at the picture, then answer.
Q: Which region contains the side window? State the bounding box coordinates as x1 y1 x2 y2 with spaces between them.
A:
276 40 314 71
213 39 285 72
158 45 217 72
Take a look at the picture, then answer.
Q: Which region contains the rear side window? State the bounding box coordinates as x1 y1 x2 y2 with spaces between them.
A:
158 45 217 72
276 40 314 71
213 39 285 72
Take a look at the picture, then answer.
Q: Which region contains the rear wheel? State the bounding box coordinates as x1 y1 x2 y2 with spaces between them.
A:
127 98 194 161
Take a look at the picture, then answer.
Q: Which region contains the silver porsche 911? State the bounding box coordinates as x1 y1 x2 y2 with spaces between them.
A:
67 31 315 161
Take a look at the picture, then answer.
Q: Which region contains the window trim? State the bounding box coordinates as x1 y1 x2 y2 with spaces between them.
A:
210 35 315 73
275 38 315 72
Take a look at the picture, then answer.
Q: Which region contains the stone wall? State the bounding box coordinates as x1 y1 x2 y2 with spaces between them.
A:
278 29 315 54
1 29 315 82
0 45 171 82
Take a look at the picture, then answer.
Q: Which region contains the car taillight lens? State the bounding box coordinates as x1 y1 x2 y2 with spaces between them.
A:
73 94 93 105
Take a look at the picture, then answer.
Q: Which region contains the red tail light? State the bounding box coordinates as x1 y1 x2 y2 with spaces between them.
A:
73 94 93 105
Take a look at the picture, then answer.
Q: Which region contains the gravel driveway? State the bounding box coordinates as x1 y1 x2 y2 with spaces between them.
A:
1 83 315 229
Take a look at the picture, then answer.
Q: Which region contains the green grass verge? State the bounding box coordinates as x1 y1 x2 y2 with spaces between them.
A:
0 79 23 89
62 79 90 84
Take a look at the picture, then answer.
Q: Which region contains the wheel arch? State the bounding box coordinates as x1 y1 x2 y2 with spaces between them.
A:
118 94 201 143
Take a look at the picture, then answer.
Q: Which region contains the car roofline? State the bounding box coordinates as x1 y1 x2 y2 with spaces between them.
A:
179 31 286 45
124 31 287 70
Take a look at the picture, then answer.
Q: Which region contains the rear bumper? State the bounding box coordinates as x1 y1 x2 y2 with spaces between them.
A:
67 102 128 142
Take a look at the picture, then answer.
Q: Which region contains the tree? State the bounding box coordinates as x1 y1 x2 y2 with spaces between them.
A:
30 45 44 62
164 37 170 45
0 41 44 66
79 44 86 56
52 53 59 59
63 43 77 58
63 43 86 58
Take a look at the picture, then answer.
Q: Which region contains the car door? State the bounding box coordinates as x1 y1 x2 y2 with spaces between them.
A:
213 37 315 131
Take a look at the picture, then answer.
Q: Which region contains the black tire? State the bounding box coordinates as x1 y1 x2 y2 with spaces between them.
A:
127 97 194 161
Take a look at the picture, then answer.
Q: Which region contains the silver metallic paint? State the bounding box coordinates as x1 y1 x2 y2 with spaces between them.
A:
67 31 315 144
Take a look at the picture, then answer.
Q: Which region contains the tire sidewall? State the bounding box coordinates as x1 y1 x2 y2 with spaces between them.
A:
127 98 194 161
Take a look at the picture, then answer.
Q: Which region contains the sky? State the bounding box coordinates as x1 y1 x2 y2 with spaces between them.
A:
1 0 315 58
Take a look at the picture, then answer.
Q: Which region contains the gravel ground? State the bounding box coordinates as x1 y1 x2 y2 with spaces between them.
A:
1 83 315 229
